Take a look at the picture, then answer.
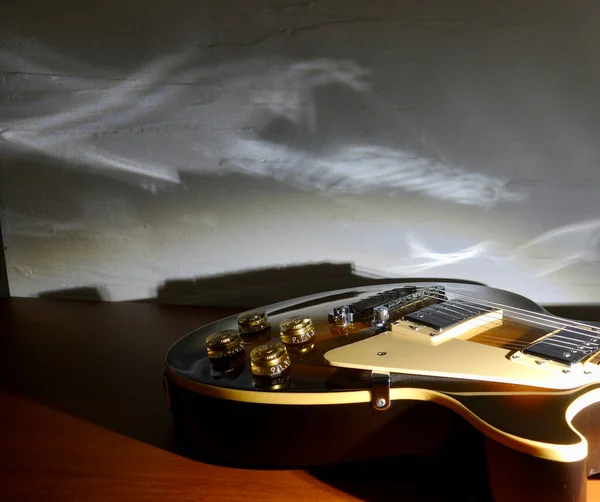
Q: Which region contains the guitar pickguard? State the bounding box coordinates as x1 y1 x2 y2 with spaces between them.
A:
323 330 600 390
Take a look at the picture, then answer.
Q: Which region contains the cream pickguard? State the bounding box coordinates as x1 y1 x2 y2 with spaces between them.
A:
324 311 600 390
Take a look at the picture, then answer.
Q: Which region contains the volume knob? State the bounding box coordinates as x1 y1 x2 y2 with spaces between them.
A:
279 316 315 353
237 311 270 335
250 341 291 377
206 329 244 360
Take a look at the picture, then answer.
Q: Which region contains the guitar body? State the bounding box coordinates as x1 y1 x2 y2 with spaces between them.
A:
164 281 600 501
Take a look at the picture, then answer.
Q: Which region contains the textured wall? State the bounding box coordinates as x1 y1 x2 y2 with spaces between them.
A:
1 0 600 305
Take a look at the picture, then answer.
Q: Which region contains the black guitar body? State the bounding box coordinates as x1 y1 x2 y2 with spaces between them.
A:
164 281 600 501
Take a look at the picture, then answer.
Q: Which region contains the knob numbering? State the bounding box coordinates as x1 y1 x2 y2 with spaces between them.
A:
206 329 244 360
250 341 291 378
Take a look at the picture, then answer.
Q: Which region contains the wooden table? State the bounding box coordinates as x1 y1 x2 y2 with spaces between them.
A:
1 298 600 501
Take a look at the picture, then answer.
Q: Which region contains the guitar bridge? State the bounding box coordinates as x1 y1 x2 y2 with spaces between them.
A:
328 286 446 327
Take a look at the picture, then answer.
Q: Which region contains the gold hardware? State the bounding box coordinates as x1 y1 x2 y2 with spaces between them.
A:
250 341 291 377
206 329 244 359
279 317 315 345
237 311 270 335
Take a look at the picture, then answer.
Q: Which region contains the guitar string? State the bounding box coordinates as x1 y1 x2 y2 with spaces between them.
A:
425 297 600 359
422 290 575 330
387 299 537 349
418 296 577 345
411 300 532 346
386 308 572 352
401 287 577 329
398 305 591 356
421 290 600 342
450 334 527 350
357 288 599 349
436 296 599 353
398 299 526 343
419 300 589 352
407 299 557 350
364 286 595 331
422 291 600 353
432 289 600 333
390 290 537 333
414 293 551 336
408 292 598 352
387 318 527 350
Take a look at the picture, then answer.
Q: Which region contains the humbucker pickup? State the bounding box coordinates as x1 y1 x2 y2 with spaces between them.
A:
328 286 446 327
403 300 498 332
523 326 600 366
392 299 503 344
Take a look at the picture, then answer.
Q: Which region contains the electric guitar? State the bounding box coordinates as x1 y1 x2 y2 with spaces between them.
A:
164 281 600 501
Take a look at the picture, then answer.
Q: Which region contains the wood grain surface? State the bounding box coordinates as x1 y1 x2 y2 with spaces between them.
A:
1 298 600 501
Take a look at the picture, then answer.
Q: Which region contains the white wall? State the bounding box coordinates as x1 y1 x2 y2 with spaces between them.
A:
1 0 600 305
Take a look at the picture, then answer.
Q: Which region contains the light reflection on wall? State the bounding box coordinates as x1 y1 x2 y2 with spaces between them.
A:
1 0 600 305
510 221 600 277
2 49 520 206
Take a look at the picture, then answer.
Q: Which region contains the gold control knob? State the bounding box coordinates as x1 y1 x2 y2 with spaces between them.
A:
206 329 244 360
279 317 315 344
237 311 270 335
279 316 316 354
250 341 291 378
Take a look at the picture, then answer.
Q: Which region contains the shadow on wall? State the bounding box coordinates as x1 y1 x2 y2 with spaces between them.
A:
34 264 600 322
152 262 485 308
39 286 109 301
34 263 485 307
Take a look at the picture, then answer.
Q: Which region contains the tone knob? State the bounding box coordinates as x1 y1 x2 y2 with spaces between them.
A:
250 341 291 378
279 316 316 354
206 329 244 360
237 311 270 335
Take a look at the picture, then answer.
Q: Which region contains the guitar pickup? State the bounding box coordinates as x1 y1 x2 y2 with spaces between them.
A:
522 326 600 366
392 300 503 345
